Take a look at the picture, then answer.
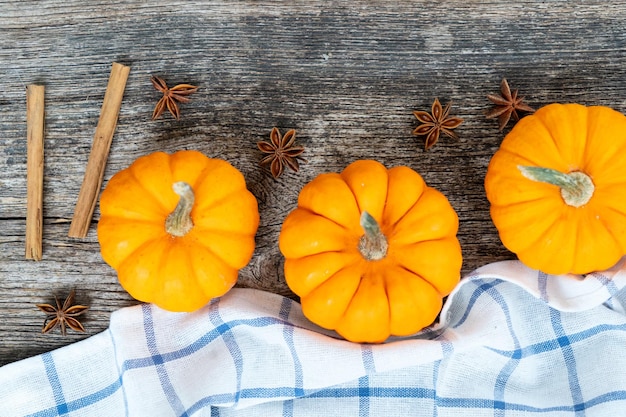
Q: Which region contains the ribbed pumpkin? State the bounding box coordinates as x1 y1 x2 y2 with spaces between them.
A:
279 160 462 343
485 103 626 275
97 150 259 312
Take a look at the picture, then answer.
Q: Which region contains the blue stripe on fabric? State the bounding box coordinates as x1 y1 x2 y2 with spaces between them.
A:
359 345 375 417
123 316 284 370
361 345 375 373
310 386 436 399
359 345 376 417
184 385 437 415
487 323 626 358
208 298 244 406
108 328 130 417
279 298 305 397
42 352 68 416
432 360 440 417
433 341 454 417
538 272 549 302
282 399 294 417
592 272 620 296
142 304 188 417
437 390 626 412
358 376 370 417
453 279 503 328
481 283 522 417
25 379 123 417
28 386 626 417
549 308 585 416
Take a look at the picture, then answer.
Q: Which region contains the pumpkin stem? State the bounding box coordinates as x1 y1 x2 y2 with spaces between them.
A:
358 211 388 261
165 181 195 237
518 166 594 208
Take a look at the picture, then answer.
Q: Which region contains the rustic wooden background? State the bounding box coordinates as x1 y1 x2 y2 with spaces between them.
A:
2 0 626 366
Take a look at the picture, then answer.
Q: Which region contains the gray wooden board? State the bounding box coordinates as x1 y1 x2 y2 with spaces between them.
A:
2 0 625 365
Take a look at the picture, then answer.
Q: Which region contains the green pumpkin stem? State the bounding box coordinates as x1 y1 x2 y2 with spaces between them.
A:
518 166 594 208
165 181 195 237
358 211 388 261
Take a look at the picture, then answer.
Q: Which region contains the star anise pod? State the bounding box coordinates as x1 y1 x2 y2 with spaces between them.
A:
36 290 88 336
486 78 535 131
257 127 305 179
413 98 463 150
151 75 198 120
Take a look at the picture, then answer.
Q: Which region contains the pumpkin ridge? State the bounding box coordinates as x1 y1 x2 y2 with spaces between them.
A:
384 187 458 244
98 215 167 227
498 115 565 169
191 192 256 231
393 264 445 297
178 242 206 305
582 107 626 174
491 193 552 210
498 148 554 172
302 262 365 330
118 235 169 270
583 108 595 172
116 236 170 300
189 161 243 194
318 260 364 297
189 229 252 269
153 239 206 310
592 208 624 251
168 150 213 189
384 265 445 336
388 235 450 248
522 216 575 272
299 207 354 232
534 104 583 168
606 203 626 218
153 240 177 307
188 158 255 214
126 164 173 214
341 160 389 221
492 205 558 252
381 272 393 328
335 270 387 342
383 186 427 230
192 190 239 213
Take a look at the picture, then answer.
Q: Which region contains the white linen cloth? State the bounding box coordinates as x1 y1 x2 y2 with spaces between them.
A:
2 258 626 416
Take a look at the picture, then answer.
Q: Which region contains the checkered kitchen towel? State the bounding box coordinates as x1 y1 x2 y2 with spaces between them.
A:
2 259 626 417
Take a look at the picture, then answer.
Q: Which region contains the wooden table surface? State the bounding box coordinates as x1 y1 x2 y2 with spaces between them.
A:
2 0 625 366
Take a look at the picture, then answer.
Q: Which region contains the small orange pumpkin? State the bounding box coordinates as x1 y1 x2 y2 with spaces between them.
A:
279 160 462 343
485 103 626 275
97 150 259 312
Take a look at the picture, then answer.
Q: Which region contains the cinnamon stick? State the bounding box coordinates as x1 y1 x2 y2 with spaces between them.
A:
68 62 130 238
25 84 45 260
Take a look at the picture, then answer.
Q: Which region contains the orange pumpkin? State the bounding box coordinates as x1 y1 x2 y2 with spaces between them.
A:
97 150 259 312
485 103 626 275
279 160 462 343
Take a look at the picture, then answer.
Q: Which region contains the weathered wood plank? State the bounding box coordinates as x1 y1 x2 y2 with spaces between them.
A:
2 0 626 366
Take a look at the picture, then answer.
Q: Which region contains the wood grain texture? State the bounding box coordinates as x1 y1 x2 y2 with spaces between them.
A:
2 0 626 365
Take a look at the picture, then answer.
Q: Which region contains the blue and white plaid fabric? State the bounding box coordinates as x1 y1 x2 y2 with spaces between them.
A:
2 258 626 417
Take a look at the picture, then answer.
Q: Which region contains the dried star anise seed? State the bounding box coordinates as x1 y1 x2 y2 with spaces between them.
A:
486 78 535 131
151 75 198 120
36 290 88 336
257 127 305 179
413 98 463 150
